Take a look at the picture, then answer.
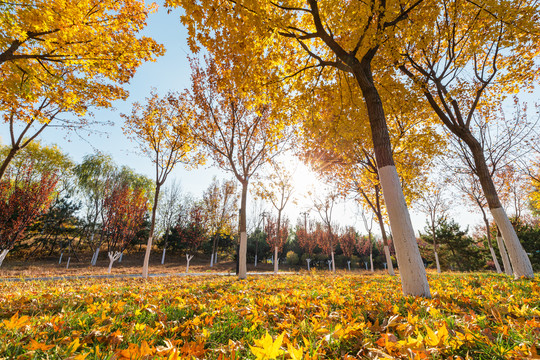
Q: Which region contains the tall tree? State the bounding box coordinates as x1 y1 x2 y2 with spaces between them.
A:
416 182 450 273
399 0 538 278
296 218 317 271
339 226 357 271
265 215 290 274
156 180 183 265
184 57 287 279
177 205 207 273
0 0 164 179
201 177 238 267
122 90 202 279
312 191 339 273
167 0 432 297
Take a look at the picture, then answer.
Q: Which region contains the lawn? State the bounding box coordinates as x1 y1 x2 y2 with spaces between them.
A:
0 272 539 359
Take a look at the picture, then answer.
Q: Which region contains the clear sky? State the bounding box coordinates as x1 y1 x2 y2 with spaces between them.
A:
2 4 528 239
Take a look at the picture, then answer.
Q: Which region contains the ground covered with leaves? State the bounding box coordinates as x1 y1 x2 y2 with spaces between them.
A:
0 272 539 359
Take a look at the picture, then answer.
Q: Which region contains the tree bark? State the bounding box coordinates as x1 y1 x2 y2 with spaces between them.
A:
331 251 335 273
238 181 248 279
0 147 18 180
142 183 161 279
463 134 533 278
375 194 395 276
353 62 430 297
186 254 194 273
0 249 9 267
482 212 501 273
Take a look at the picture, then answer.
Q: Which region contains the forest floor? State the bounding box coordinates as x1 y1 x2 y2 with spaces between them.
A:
0 272 539 359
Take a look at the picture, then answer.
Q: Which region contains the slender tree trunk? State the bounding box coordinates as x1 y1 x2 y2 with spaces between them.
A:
434 250 441 273
370 252 374 272
331 251 335 273
353 61 430 297
483 215 502 273
497 227 513 276
107 251 121 273
347 260 351 271
161 230 170 265
376 213 396 276
306 258 311 271
66 257 71 269
143 183 161 279
274 246 279 274
463 135 533 278
59 252 63 264
0 249 9 267
186 254 194 273
92 246 100 266
238 181 248 279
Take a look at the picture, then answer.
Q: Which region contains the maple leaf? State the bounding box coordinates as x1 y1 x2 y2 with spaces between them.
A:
250 331 285 360
26 338 55 351
2 312 30 331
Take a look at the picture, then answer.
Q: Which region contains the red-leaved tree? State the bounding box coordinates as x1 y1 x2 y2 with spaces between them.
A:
314 222 337 272
177 205 207 273
296 220 317 271
0 163 58 266
339 226 357 271
102 182 148 273
265 215 289 274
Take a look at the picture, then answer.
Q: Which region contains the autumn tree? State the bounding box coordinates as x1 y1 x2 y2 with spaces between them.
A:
312 191 340 272
339 226 357 271
184 57 287 279
177 205 207 273
416 182 450 273
0 162 58 266
156 180 184 264
265 215 290 274
398 0 539 278
0 0 164 180
296 218 317 270
123 90 202 279
167 0 432 297
201 177 238 267
102 181 148 273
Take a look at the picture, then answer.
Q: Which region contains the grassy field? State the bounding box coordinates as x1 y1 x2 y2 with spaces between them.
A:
0 272 539 359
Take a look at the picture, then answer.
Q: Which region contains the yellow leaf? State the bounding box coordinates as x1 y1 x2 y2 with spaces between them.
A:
26 338 55 351
250 331 285 360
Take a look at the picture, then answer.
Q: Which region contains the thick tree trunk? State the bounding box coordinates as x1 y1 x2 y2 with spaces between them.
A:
464 136 533 278
143 183 161 279
497 227 513 276
238 181 248 279
273 246 279 274
353 62 429 296
0 147 18 181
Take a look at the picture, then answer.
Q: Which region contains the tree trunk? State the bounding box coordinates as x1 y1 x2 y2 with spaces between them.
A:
483 214 502 273
274 246 278 274
92 246 100 266
0 249 9 267
238 181 248 279
0 147 18 181
347 260 351 271
162 248 167 265
66 257 71 269
107 251 122 273
306 258 311 271
376 213 395 276
463 135 533 278
434 250 441 273
59 252 63 264
161 230 170 265
143 183 161 279
331 251 335 273
497 227 513 276
353 60 430 297
186 254 194 273
370 253 374 272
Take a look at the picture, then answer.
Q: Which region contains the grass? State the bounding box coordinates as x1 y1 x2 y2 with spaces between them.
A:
0 272 539 359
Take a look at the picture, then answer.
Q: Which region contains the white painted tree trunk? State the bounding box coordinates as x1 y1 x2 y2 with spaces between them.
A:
214 252 218 264
306 258 311 271
491 208 531 278
254 254 257 267
238 232 247 279
91 247 100 266
210 252 214 267
327 259 332 271
331 251 335 273
274 247 278 274
370 253 374 272
379 166 430 297
118 252 123 263
107 251 122 273
347 260 351 271
364 262 368 270
489 245 502 273
496 232 513 276
434 251 441 273
384 245 394 275
0 249 9 267
59 252 63 264
66 257 71 269
186 254 194 273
